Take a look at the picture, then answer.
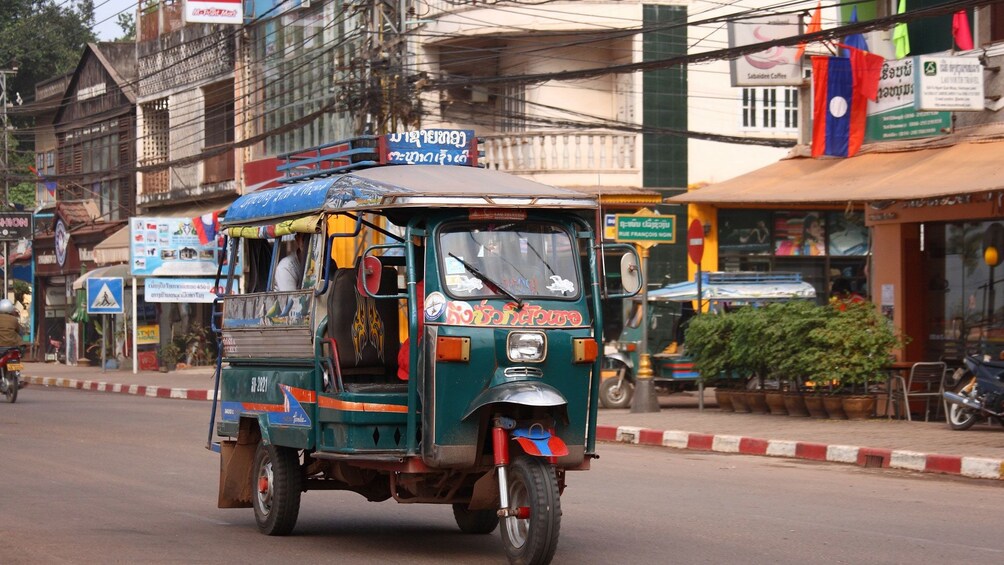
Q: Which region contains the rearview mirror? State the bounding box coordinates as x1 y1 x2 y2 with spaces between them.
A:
620 253 642 295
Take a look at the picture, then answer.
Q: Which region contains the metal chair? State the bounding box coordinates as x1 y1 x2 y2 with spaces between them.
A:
890 362 948 421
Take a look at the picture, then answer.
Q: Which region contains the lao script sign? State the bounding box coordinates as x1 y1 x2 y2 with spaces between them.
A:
382 129 478 166
615 214 677 244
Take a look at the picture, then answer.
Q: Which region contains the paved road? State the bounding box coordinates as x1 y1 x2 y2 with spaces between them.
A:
3 387 1003 564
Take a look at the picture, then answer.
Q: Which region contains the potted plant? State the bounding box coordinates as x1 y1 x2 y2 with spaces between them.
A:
806 302 906 420
158 342 182 372
685 311 738 412
727 306 775 414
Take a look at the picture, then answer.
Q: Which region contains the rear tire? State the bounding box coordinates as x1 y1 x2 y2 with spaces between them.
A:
500 456 561 565
947 377 980 431
452 503 499 534
3 373 16 403
252 442 302 535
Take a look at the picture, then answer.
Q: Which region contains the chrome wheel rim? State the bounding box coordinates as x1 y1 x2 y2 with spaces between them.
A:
256 459 274 515
504 475 530 549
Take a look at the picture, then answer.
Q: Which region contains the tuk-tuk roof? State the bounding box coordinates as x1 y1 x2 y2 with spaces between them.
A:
648 272 817 302
222 165 597 226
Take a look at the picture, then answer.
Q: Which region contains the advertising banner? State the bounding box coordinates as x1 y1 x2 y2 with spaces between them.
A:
129 217 235 277
144 277 240 303
914 56 984 111
0 212 32 241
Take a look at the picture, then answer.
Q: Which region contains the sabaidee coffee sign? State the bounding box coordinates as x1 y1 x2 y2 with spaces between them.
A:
0 212 33 241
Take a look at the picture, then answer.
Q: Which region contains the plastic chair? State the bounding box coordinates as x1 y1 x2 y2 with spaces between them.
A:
890 362 948 422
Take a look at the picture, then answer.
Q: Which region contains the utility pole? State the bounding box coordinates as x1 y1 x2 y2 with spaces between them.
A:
0 65 18 302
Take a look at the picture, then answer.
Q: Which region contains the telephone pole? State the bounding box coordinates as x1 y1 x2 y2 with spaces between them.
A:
0 65 17 207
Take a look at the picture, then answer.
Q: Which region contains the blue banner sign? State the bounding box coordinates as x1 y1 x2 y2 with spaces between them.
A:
382 129 477 166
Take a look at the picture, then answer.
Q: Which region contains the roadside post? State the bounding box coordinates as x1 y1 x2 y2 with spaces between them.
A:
615 210 676 413
87 277 124 373
687 219 705 411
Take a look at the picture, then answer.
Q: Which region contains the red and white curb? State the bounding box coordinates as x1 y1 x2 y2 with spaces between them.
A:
23 376 215 401
596 425 1004 482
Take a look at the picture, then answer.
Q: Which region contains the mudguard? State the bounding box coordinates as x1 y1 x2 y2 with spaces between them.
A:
462 381 568 421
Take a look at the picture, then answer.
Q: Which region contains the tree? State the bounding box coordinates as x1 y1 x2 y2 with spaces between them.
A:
115 12 135 42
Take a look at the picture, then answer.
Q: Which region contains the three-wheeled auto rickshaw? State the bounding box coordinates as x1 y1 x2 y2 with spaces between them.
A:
600 271 816 408
208 131 640 565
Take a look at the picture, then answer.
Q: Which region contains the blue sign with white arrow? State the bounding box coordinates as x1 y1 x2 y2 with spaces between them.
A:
87 277 124 314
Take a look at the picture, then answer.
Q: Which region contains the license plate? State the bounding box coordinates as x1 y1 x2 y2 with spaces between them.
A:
7 362 22 371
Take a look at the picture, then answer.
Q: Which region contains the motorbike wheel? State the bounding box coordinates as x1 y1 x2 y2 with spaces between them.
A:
251 442 302 536
500 456 561 565
947 377 980 431
599 377 633 409
3 374 16 404
452 503 499 534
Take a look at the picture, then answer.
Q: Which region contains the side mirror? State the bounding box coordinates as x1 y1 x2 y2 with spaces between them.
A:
620 253 642 295
357 256 383 297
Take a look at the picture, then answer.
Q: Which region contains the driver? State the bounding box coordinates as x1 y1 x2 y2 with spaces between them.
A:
0 299 23 350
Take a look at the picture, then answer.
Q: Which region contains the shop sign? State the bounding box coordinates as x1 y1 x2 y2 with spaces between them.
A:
55 219 69 267
184 0 243 25
914 56 984 112
144 277 240 303
866 58 950 142
137 325 159 345
727 14 802 86
37 252 57 265
0 212 32 241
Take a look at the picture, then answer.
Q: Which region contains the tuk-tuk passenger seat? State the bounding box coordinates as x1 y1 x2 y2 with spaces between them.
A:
326 266 403 393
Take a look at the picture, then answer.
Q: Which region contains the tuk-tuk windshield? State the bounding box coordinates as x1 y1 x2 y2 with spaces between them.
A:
439 222 580 300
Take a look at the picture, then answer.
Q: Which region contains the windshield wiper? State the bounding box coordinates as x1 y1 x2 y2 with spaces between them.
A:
448 253 523 308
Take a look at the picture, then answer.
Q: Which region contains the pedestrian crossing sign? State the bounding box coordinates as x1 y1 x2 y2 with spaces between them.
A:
87 277 124 314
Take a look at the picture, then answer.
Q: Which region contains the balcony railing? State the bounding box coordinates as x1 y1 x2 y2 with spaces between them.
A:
480 130 638 176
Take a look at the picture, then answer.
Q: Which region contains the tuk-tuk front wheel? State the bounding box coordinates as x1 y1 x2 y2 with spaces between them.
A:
600 374 633 409
452 503 499 534
252 442 303 536
500 456 561 565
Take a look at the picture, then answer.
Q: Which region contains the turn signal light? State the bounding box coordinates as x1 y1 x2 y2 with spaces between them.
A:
437 336 471 362
572 338 598 364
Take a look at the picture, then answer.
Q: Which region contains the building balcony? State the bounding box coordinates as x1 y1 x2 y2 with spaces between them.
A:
479 130 640 188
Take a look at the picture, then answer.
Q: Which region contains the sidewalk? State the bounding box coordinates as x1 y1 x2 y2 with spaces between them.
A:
20 363 1004 482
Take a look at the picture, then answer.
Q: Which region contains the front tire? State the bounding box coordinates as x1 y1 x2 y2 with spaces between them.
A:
598 369 630 409
252 442 302 535
947 377 980 431
500 456 561 565
452 503 499 534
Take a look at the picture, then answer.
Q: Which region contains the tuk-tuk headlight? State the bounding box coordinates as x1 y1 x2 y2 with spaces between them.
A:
507 332 546 362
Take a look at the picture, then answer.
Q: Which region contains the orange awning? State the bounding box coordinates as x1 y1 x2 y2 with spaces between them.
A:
669 139 1004 205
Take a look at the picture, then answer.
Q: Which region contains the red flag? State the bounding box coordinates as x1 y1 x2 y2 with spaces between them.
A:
953 10 973 51
193 211 220 245
845 46 885 102
795 1 823 61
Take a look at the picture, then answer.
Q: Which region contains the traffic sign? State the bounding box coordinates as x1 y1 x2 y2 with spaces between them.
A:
688 219 705 264
615 214 676 244
87 277 124 314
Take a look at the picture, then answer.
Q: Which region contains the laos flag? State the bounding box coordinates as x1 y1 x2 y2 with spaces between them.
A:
193 211 219 245
811 56 863 158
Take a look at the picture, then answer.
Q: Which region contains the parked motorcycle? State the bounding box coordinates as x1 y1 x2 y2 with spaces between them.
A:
943 354 1004 430
0 347 24 403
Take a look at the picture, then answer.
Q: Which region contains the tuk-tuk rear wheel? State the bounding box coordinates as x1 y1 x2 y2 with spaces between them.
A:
251 442 302 536
500 456 561 565
452 503 499 534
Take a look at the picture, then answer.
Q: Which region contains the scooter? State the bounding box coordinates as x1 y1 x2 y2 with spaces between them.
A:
0 347 24 403
943 354 1004 430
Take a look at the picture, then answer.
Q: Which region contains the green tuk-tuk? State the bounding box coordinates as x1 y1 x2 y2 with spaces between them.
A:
600 271 816 408
207 131 640 565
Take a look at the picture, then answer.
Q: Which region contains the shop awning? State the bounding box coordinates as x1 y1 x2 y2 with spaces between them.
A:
72 264 136 290
669 139 1004 205
93 225 130 265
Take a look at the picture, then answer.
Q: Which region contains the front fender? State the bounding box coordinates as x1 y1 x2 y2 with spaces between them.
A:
462 381 568 422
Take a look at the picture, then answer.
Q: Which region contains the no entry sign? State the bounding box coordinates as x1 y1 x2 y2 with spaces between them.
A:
688 219 705 264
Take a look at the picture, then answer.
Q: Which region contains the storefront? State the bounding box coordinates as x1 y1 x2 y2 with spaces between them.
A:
671 135 1004 363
